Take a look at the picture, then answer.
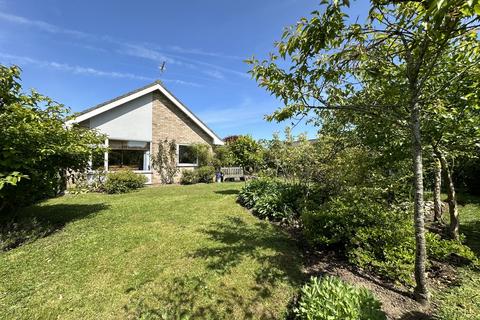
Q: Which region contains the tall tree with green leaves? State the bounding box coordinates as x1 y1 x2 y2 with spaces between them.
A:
247 0 480 302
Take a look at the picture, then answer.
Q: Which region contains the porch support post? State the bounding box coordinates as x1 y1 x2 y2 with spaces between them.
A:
104 138 109 172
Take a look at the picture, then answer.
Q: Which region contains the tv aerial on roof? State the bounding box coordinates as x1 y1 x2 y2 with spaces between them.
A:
158 61 166 74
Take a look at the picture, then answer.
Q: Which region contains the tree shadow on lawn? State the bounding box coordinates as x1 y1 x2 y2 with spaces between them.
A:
462 219 480 257
0 203 108 251
124 216 304 319
193 216 304 304
124 275 279 319
214 189 240 195
397 311 432 320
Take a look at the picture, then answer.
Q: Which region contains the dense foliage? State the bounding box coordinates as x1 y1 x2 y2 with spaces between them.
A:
247 0 480 300
180 170 197 185
196 166 215 183
103 170 147 194
217 135 263 173
260 128 319 183
0 65 105 212
180 166 215 185
191 144 214 167
237 178 314 221
294 276 386 320
239 163 476 285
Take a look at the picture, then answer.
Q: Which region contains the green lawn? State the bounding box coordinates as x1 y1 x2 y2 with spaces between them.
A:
434 193 480 320
0 183 303 319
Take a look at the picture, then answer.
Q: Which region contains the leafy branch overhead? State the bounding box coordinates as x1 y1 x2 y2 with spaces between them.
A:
247 0 480 124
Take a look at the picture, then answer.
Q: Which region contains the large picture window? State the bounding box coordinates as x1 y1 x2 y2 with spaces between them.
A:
108 140 150 171
178 145 197 165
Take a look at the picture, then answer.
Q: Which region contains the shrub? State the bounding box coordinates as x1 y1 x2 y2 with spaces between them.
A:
191 144 213 167
302 187 477 285
67 171 106 195
294 276 386 320
196 166 215 183
0 65 106 212
427 233 477 264
237 178 275 209
180 170 198 185
301 188 417 284
347 219 416 285
237 178 309 221
302 187 398 247
103 170 147 194
180 166 215 185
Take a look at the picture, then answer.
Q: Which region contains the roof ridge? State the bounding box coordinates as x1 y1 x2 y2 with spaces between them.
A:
76 80 162 116
72 81 224 144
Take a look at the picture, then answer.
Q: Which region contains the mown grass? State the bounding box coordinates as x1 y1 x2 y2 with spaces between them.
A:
0 183 303 319
434 193 480 320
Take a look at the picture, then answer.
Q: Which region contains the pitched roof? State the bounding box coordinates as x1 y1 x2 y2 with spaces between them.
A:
69 80 224 145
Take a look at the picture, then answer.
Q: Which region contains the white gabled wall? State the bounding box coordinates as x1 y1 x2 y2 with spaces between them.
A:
85 93 152 141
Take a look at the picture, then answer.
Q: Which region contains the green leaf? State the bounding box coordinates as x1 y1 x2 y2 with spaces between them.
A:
474 3 480 15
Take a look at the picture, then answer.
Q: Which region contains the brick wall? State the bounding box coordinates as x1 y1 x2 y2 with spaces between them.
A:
151 90 213 183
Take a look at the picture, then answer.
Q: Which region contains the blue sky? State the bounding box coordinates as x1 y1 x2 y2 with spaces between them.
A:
0 0 339 139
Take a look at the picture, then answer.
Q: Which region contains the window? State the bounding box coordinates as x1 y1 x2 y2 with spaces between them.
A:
108 150 145 171
108 140 150 171
178 145 197 165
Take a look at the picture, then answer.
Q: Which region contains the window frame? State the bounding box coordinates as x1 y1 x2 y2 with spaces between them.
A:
177 144 198 167
107 139 151 172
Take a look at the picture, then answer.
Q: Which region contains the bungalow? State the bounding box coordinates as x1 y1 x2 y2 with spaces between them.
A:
69 81 224 184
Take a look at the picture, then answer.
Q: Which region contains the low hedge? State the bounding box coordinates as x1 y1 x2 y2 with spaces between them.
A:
103 170 147 194
180 166 215 185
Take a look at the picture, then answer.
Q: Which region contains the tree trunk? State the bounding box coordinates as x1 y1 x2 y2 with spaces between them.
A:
434 147 459 240
433 156 442 222
411 102 429 303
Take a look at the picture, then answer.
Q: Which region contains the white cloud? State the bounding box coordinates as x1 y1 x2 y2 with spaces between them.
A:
0 12 249 81
161 78 203 87
202 69 224 80
3 53 114 79
0 52 204 86
122 44 247 79
168 45 244 60
122 44 174 64
197 97 275 128
0 12 91 39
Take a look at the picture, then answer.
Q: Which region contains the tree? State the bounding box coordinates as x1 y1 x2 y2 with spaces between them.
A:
228 135 264 174
247 0 480 302
212 145 235 169
0 65 106 212
423 52 480 239
432 156 443 222
262 128 319 184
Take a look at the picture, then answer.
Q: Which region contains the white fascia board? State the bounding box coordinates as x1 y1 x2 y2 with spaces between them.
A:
68 83 224 145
